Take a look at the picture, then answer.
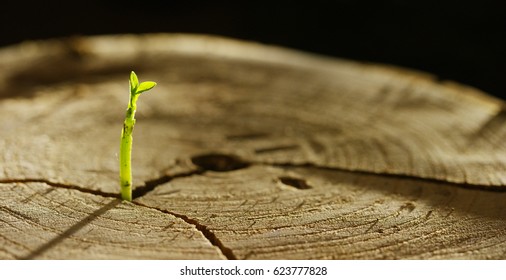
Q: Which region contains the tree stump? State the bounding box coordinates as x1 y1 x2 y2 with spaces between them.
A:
0 34 505 259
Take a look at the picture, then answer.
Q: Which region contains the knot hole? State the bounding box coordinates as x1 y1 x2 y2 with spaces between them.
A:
191 153 249 172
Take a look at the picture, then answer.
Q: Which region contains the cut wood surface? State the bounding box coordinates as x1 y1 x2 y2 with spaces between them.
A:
0 34 505 259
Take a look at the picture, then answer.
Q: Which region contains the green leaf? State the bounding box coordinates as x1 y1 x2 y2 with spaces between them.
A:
129 71 139 93
136 81 157 94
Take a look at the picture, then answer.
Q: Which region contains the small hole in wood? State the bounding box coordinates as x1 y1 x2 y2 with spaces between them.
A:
191 153 249 172
278 176 312 190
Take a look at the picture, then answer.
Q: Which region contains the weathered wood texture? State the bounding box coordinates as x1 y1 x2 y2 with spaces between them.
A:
0 182 224 259
0 34 505 259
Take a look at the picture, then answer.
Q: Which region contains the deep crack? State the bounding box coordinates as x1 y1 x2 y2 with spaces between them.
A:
132 169 204 199
258 161 506 192
0 167 204 201
133 201 237 260
185 152 505 191
4 154 502 260
0 178 117 198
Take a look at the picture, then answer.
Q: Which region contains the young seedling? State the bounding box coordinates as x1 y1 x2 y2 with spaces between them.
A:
120 71 157 201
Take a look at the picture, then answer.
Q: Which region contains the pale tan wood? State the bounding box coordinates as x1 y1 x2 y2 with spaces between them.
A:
138 165 506 259
0 34 505 259
0 182 225 259
0 34 504 191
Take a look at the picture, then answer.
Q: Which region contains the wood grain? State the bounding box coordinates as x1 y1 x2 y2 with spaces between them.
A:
0 182 224 259
139 165 506 259
0 34 505 259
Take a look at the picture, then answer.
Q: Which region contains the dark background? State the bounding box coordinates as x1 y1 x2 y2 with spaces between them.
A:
1 0 505 100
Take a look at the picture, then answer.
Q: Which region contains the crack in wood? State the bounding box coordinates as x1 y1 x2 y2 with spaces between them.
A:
132 201 237 260
0 179 117 198
132 169 204 199
1 168 231 259
3 154 504 260
259 161 506 192
187 152 501 193
278 176 312 190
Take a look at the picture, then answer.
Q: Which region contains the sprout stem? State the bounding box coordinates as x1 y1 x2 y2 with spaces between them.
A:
119 99 136 201
119 71 156 201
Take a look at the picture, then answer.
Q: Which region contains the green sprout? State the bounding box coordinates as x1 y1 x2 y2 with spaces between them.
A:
120 71 157 201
